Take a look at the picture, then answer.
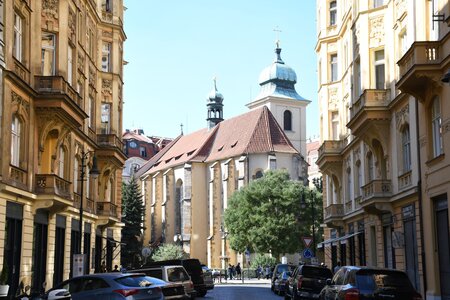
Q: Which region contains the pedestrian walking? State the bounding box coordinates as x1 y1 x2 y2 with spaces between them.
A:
235 263 242 279
256 265 262 279
228 264 233 280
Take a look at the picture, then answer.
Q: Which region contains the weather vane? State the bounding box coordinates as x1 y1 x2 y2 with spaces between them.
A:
273 26 282 48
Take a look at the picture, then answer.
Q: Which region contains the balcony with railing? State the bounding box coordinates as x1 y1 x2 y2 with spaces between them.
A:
9 165 27 189
397 31 450 99
97 201 119 219
316 140 346 170
324 204 344 228
35 174 73 210
34 76 86 127
348 89 391 135
398 171 412 190
97 133 127 163
360 179 392 214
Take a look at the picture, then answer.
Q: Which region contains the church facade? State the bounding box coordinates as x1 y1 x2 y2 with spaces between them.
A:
138 45 310 267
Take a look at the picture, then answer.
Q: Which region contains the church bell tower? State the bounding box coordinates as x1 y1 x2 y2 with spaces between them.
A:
206 77 224 129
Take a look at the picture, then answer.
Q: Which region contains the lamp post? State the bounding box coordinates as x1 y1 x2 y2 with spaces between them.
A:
78 151 100 260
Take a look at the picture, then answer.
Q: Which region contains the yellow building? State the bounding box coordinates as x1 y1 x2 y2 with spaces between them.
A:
0 0 126 297
316 0 450 299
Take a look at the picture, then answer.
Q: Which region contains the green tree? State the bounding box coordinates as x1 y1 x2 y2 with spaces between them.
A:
300 180 324 252
151 244 187 261
250 254 277 268
121 176 145 268
224 170 310 258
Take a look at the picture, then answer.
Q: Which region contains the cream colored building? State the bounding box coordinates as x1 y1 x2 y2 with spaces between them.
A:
0 0 126 297
316 0 450 299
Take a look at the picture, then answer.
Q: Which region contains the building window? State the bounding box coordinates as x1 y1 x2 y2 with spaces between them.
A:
329 1 337 26
102 42 111 72
355 160 362 197
431 96 443 157
140 146 147 158
283 110 292 131
68 46 74 85
330 54 338 82
101 103 111 134
346 167 352 201
402 126 411 173
399 30 408 58
373 0 383 8
331 111 339 140
374 50 385 89
41 33 56 76
58 146 66 179
13 12 23 61
73 158 80 194
367 152 374 181
354 58 362 97
86 165 90 198
11 115 22 167
102 0 112 12
88 96 95 128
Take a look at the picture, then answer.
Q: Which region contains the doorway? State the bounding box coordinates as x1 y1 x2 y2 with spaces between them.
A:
435 196 450 299
32 211 48 294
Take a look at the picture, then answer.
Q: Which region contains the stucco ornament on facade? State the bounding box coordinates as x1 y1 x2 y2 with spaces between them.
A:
42 0 59 31
369 16 384 48
12 91 30 113
396 104 409 129
329 88 338 110
68 8 76 43
77 51 85 72
102 79 113 95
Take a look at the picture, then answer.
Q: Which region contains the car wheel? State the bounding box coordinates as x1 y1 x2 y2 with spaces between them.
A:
271 285 274 292
292 288 300 300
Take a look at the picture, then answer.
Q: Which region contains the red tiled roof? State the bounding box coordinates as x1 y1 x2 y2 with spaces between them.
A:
141 107 299 176
122 131 154 144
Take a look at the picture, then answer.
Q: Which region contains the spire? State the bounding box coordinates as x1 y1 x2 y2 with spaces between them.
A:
206 76 224 130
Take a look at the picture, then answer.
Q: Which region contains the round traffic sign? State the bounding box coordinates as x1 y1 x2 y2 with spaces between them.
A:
141 247 152 258
302 248 314 259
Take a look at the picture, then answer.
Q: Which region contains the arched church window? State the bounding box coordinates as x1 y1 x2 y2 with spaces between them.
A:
284 110 292 131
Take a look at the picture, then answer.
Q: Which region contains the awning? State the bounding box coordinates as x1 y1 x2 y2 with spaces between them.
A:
317 231 363 248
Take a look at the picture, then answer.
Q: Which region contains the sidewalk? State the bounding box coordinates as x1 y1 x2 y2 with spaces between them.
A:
215 278 271 285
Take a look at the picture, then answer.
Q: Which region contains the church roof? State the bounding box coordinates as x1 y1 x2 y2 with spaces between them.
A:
141 106 299 175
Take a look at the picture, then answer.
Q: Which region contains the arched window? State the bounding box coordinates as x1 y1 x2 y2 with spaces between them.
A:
175 180 183 235
86 165 90 198
355 160 362 197
402 126 411 173
255 170 263 179
74 158 80 194
283 110 292 131
11 115 22 167
57 146 66 179
431 96 443 157
346 167 352 201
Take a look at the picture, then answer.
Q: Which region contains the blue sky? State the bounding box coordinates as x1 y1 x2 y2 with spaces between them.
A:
123 1 318 139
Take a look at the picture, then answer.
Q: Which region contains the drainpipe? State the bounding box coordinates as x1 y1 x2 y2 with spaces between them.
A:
415 98 427 298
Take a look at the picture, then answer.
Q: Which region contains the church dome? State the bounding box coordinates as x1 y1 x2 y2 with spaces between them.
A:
258 47 297 85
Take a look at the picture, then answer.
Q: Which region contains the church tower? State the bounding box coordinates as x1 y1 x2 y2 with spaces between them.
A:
206 78 224 129
247 42 310 157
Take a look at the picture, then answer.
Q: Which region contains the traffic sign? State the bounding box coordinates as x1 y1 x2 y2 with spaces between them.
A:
142 247 152 258
303 248 314 259
302 236 313 248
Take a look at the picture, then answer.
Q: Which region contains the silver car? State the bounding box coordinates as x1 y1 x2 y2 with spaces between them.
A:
47 273 165 300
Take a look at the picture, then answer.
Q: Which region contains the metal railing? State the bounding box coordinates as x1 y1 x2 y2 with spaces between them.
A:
35 174 71 200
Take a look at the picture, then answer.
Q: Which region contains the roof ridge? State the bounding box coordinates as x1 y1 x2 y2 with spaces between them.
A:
245 107 268 153
264 107 274 152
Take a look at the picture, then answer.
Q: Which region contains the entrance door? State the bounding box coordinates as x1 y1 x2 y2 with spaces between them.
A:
3 202 23 300
70 219 80 278
403 205 419 290
95 233 102 273
53 215 66 286
32 211 48 294
435 197 450 300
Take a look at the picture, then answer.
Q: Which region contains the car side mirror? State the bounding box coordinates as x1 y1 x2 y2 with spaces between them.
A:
326 279 332 285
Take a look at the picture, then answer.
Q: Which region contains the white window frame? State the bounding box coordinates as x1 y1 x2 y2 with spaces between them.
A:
330 53 338 82
329 1 337 26
374 49 385 89
102 42 111 72
74 158 79 193
41 32 56 76
432 97 443 157
58 146 65 178
11 115 21 167
402 126 411 173
101 103 111 134
13 12 23 61
367 152 374 181
331 111 339 140
373 0 383 8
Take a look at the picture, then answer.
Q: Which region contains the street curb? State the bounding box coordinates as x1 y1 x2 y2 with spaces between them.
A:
215 279 271 285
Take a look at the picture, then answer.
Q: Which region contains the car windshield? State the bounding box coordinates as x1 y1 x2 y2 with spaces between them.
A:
276 265 294 274
356 270 414 292
302 266 333 279
116 275 165 287
167 267 190 282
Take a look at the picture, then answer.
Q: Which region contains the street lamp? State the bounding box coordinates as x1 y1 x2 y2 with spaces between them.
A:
78 151 100 261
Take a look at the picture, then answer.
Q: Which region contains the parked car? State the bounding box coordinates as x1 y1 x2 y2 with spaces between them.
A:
47 273 165 300
271 264 296 292
284 264 333 300
319 266 423 300
130 265 196 299
141 259 212 297
273 271 291 295
200 265 215 290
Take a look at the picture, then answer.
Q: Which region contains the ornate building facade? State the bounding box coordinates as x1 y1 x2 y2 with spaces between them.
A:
0 0 126 297
138 46 310 268
316 0 450 299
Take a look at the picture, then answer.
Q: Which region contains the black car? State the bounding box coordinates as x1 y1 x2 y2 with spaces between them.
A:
319 266 423 300
141 259 212 297
284 264 333 300
271 264 296 292
273 271 291 295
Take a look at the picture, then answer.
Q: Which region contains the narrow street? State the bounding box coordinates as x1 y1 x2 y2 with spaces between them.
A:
201 280 281 300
